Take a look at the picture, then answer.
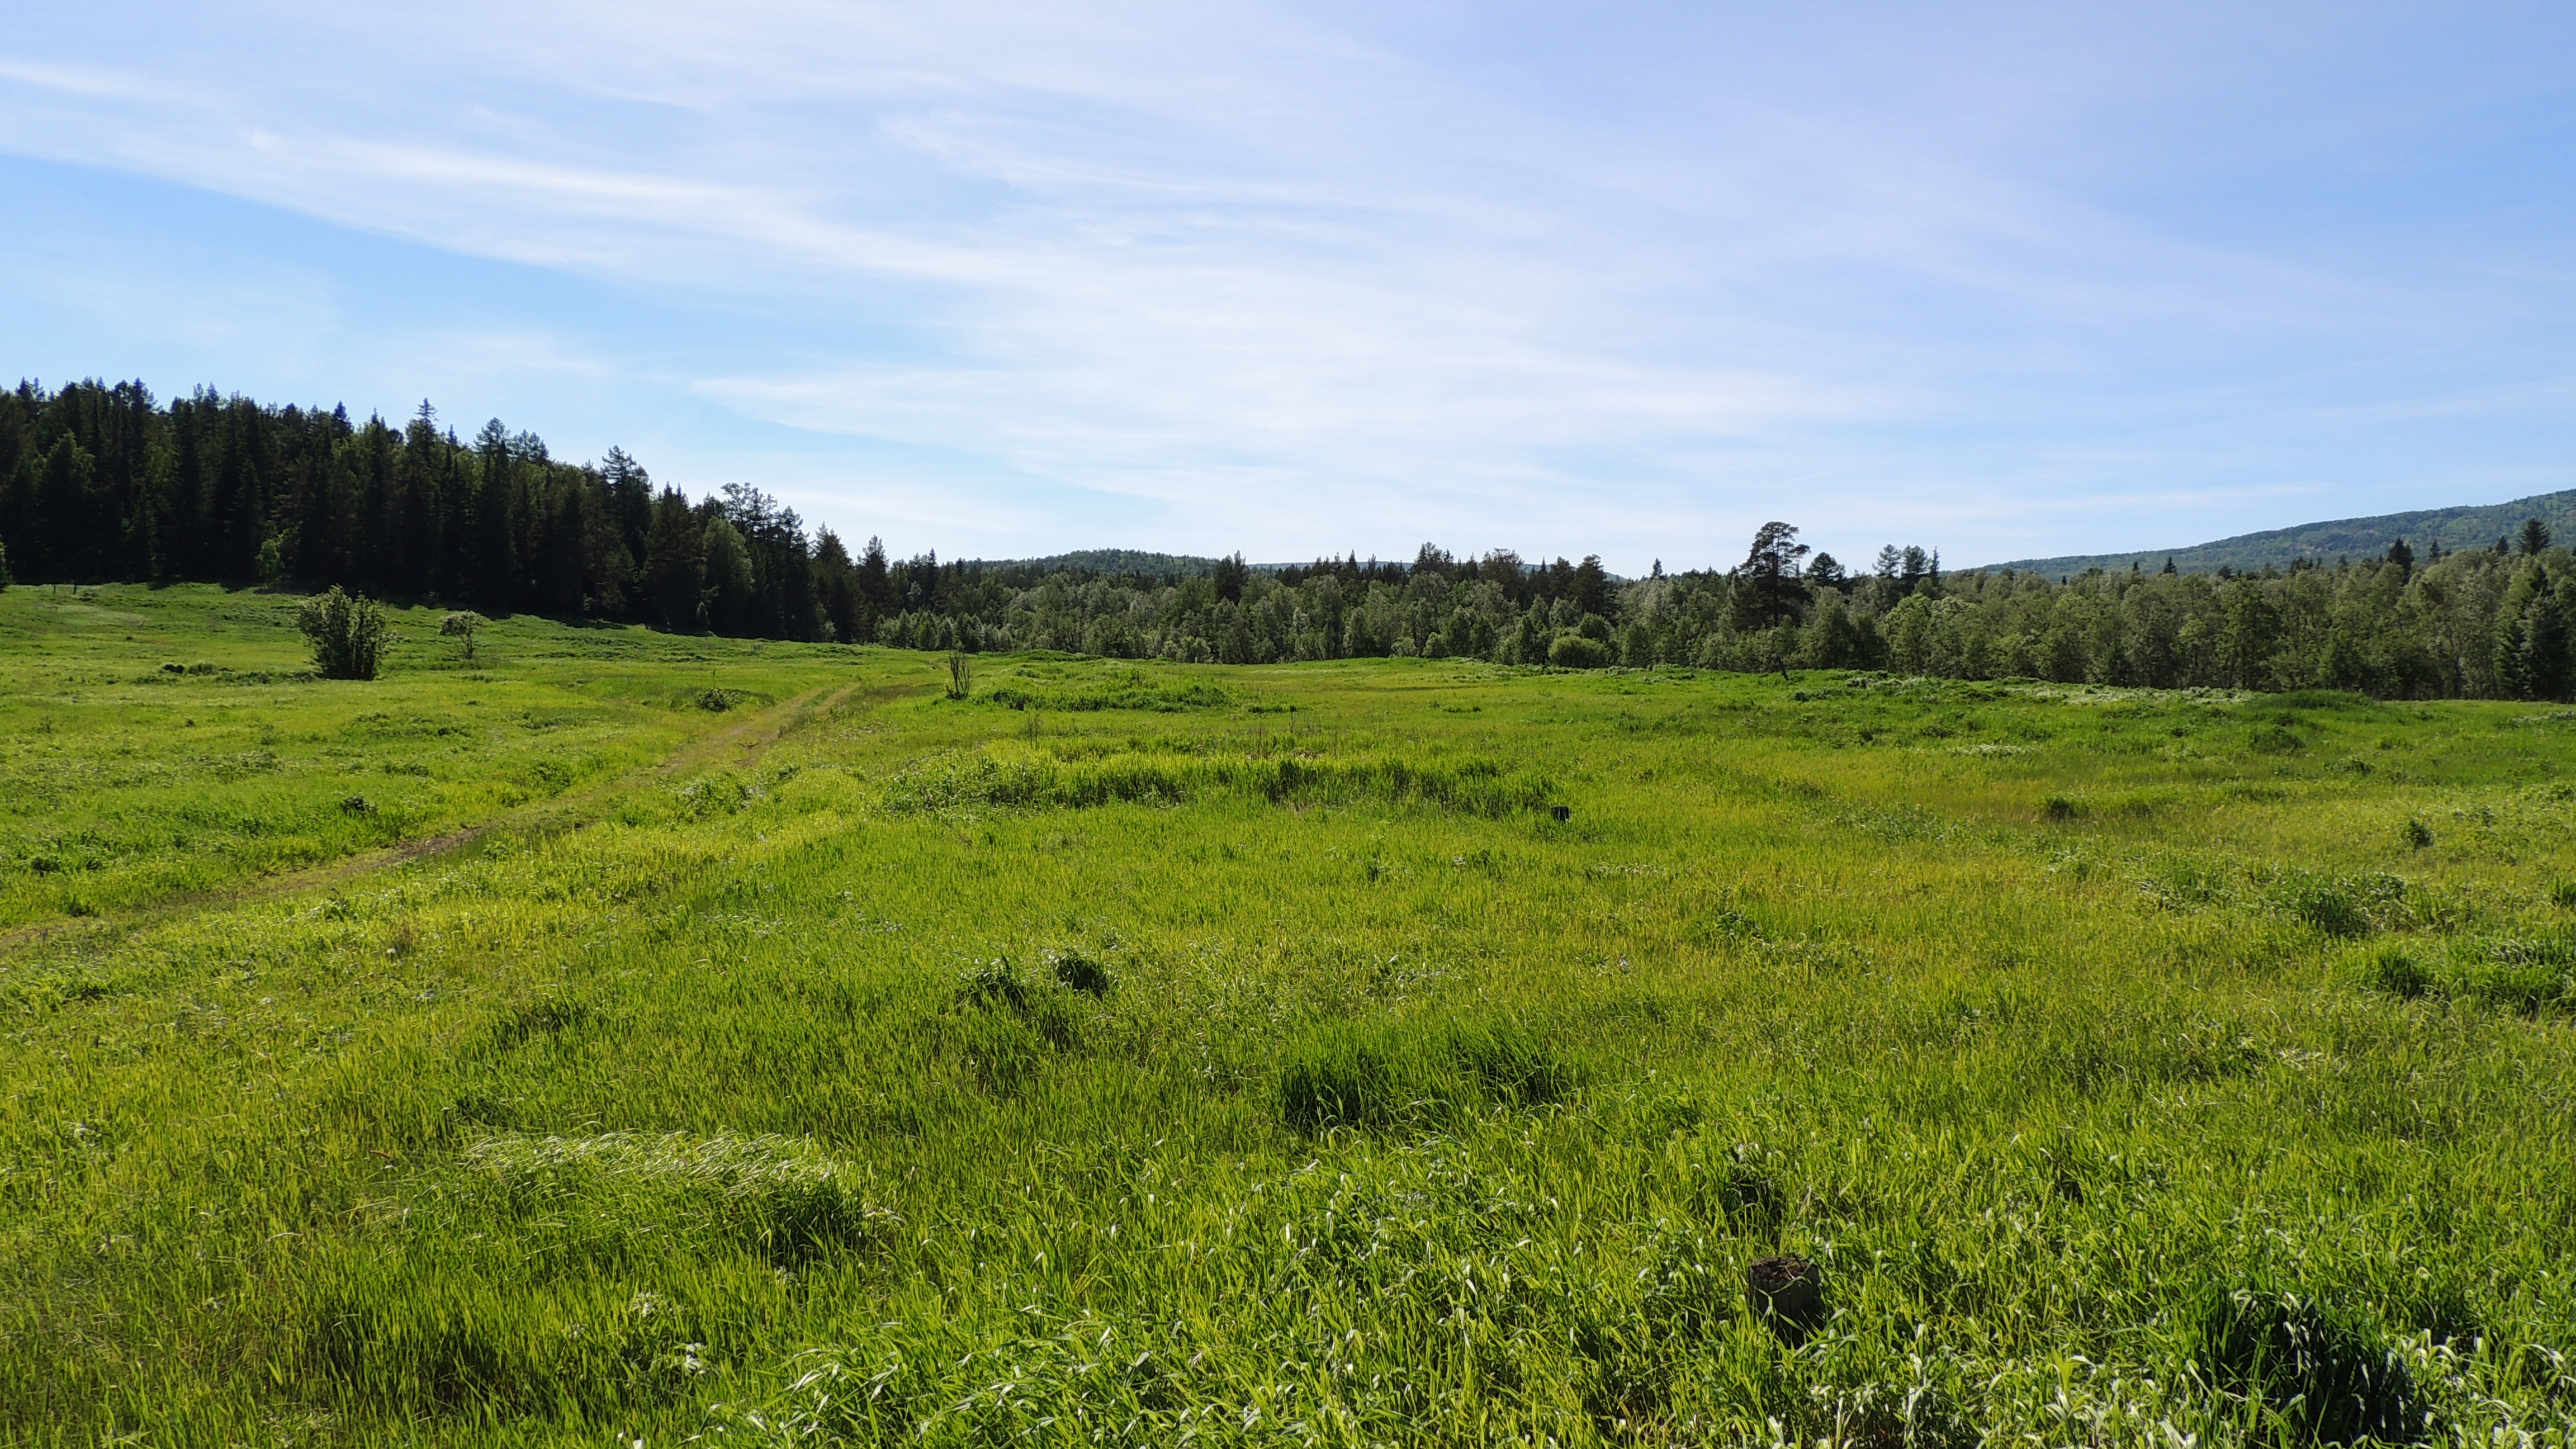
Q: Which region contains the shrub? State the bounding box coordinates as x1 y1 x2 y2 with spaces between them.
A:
439 610 486 661
297 587 391 680
1549 632 1611 669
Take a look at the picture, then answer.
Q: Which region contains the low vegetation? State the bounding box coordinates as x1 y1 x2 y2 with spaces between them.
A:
4 584 2574 1446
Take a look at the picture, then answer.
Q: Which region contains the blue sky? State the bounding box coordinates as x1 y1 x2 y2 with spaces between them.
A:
3 3 2572 571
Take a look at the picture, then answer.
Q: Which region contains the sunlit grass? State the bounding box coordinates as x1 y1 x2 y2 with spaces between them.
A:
2 585 2572 1445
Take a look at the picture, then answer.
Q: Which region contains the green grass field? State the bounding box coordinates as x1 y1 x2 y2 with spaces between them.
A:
4 584 2574 1447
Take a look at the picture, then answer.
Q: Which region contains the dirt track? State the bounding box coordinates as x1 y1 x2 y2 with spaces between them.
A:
0 679 891 959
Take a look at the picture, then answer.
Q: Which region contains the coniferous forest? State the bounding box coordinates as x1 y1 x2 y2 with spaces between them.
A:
6 378 2573 699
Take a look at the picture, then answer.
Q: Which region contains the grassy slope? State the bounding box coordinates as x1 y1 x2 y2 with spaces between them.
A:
1981 487 2576 577
3 586 2574 1446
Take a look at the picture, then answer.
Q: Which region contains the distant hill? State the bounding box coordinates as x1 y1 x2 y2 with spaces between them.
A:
964 550 1393 578
962 549 1232 579
1982 488 2576 577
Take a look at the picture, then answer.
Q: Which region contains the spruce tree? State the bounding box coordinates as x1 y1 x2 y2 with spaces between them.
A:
638 489 705 632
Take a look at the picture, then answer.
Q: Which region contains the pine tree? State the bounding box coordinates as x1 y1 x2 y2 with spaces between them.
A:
1731 523 1810 631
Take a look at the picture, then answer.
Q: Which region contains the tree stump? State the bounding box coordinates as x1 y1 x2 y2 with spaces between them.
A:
1746 1253 1825 1344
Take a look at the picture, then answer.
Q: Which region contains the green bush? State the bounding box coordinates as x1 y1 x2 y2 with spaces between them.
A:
1548 632 1611 669
297 587 391 680
439 610 486 661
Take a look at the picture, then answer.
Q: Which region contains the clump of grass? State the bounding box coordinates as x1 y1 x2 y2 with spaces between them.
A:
986 674 1233 712
2041 793 2082 822
2446 934 2576 1014
882 746 1551 818
491 996 591 1049
297 1132 894 1418
2138 857 2231 910
1049 952 1112 996
2266 870 2406 939
460 1130 893 1265
2185 1287 2424 1446
2551 879 2576 910
1277 1015 1579 1131
2363 946 2432 1000
2359 933 2575 1014
943 960 1089 1085
2247 722 2305 755
2400 816 2433 849
2286 883 2371 937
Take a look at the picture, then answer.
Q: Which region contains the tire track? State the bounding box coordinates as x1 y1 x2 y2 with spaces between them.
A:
0 679 901 959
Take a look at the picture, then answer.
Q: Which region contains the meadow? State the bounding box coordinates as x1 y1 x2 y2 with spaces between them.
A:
3 583 2573 1447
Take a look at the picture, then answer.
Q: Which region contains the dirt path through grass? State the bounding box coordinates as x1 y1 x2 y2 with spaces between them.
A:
0 678 892 959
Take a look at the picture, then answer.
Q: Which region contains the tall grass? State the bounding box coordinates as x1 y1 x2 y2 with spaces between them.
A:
3 586 2574 1446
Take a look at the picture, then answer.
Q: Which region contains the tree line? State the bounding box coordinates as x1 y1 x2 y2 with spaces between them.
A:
4 379 2571 700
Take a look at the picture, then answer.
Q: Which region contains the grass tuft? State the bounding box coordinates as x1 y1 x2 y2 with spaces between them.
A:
2187 1287 2426 1446
1278 1015 1578 1130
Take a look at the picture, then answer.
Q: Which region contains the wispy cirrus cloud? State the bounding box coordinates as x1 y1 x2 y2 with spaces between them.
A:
2 1 2572 565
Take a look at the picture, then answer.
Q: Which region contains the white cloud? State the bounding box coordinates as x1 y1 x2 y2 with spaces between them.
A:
3 1 2572 565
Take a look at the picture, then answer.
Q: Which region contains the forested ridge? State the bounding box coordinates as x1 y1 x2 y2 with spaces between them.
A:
6 378 2574 699
1988 487 2576 579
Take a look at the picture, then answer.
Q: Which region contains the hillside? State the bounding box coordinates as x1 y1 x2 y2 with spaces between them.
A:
1983 487 2576 577
965 548 1233 579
